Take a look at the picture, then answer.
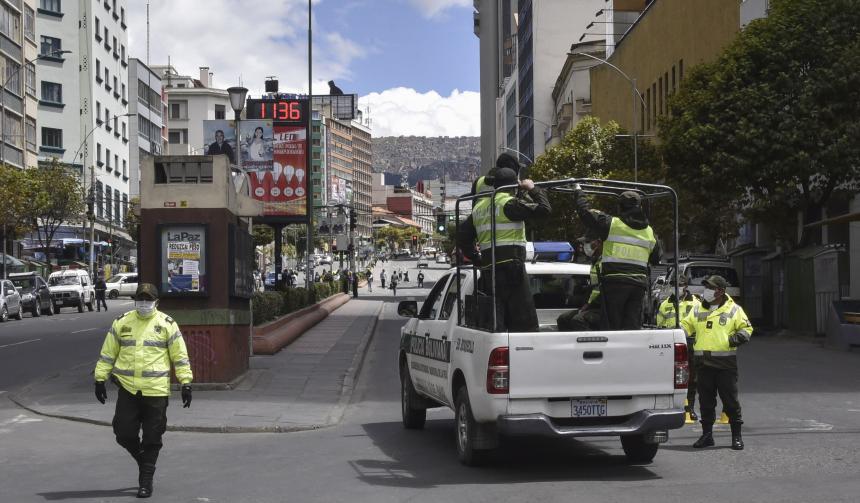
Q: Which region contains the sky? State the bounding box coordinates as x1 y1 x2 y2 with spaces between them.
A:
127 0 480 137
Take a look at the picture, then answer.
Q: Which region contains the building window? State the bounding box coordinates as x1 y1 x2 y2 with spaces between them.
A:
113 116 118 133
112 36 117 55
114 189 120 223
97 143 102 164
40 0 62 14
214 104 225 120
657 77 662 117
167 129 187 144
95 59 101 82
41 81 62 104
679 59 684 81
672 66 676 94
651 83 656 128
114 154 118 174
121 83 126 101
2 57 21 96
104 27 108 44
25 118 36 152
104 68 109 86
94 16 100 40
645 88 651 131
24 6 35 41
95 102 101 121
105 109 110 129
121 45 125 63
106 148 111 169
113 76 118 94
96 181 103 218
25 63 35 96
121 121 126 139
41 127 62 148
120 7 125 27
40 36 62 58
122 193 128 223
122 160 127 177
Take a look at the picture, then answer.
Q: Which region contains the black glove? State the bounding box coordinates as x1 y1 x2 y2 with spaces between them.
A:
94 381 107 404
181 384 192 408
728 334 746 348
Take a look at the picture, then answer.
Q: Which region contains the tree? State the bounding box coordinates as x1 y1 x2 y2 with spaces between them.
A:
0 165 33 243
25 160 86 264
123 196 141 243
376 225 414 250
661 0 860 249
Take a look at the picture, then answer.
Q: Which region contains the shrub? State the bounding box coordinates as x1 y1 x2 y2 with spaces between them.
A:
253 281 343 325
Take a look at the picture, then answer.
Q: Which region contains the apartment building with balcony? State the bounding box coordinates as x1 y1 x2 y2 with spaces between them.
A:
128 57 164 196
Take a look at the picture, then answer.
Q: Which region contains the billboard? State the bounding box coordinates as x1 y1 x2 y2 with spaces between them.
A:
203 120 237 165
159 225 208 295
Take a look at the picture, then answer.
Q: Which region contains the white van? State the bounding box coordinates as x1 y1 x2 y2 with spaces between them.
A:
105 272 138 299
48 269 96 313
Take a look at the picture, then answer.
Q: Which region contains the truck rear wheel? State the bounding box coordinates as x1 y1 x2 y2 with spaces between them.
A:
455 386 490 466
400 367 426 430
621 434 659 464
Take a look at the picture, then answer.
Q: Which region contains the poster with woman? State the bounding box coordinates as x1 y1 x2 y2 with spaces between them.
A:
240 120 274 198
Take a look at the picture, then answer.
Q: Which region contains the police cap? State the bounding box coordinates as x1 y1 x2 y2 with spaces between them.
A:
493 167 518 188
702 275 729 289
135 283 159 301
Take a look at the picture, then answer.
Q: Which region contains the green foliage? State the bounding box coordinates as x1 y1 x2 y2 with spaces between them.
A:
376 225 415 250
252 225 274 248
0 164 34 239
660 0 860 249
123 196 140 242
25 160 86 260
251 281 341 326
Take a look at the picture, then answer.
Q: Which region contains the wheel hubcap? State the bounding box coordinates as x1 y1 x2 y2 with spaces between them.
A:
457 403 468 452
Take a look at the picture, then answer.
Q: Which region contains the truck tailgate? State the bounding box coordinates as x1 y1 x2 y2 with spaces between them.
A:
508 329 680 398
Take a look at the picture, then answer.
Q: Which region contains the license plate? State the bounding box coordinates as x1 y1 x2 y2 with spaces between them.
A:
571 398 608 417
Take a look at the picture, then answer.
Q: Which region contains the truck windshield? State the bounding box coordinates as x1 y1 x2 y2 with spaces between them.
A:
529 274 592 309
49 276 81 286
11 277 35 289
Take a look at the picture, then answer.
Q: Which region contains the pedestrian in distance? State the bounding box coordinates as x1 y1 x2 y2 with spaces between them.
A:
557 229 604 332
390 273 398 296
456 153 552 332
404 271 410 283
656 275 702 421
572 187 661 330
417 271 425 288
352 272 359 298
681 275 752 451
94 274 108 312
93 283 193 498
366 269 373 292
381 270 387 289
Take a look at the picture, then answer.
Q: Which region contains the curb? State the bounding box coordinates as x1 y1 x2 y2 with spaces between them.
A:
252 293 351 355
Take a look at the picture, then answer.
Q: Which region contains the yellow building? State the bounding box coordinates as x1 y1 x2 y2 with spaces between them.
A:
590 0 740 135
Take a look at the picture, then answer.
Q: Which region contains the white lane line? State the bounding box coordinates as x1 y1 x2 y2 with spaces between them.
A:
71 328 100 334
0 338 42 349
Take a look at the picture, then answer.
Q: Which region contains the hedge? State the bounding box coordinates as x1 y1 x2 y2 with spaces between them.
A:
252 281 339 326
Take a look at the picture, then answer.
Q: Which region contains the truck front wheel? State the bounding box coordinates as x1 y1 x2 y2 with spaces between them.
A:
621 434 659 464
400 367 426 430
455 386 490 466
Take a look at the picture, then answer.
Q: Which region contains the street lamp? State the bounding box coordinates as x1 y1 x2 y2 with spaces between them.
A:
227 86 248 121
1 49 72 165
498 146 534 167
570 51 647 182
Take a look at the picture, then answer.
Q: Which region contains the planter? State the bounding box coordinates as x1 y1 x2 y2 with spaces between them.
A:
252 293 350 355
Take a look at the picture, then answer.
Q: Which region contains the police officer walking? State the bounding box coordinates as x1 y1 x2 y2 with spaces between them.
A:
557 229 604 331
93 283 193 498
680 275 752 450
657 275 701 421
456 154 551 332
573 189 660 330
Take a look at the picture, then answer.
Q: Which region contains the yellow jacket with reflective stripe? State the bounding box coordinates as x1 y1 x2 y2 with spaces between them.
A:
94 309 193 396
656 294 701 329
587 259 602 304
602 216 656 279
472 192 526 252
680 295 753 355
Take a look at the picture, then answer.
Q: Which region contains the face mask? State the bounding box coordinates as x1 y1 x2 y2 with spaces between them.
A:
135 300 158 317
702 288 717 303
583 243 594 257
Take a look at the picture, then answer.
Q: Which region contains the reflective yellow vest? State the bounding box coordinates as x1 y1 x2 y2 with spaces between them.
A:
680 296 753 356
475 176 491 194
602 217 656 279
587 260 602 304
94 310 193 396
472 192 526 253
656 294 701 328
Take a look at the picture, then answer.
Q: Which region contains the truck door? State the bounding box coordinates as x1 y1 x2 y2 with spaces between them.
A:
405 274 450 401
424 272 466 406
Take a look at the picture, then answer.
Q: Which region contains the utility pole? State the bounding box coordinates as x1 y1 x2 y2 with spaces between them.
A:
89 166 96 277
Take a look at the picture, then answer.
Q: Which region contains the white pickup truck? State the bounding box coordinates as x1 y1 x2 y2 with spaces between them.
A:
398 262 689 465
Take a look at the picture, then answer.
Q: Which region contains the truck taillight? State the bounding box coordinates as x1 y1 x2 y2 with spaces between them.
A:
486 346 509 394
674 343 689 389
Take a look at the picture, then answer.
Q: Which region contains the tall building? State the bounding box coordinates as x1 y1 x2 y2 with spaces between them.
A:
324 114 353 205
350 116 372 244
35 0 133 264
474 0 604 170
0 0 38 169
128 58 165 197
310 110 327 212
151 65 230 155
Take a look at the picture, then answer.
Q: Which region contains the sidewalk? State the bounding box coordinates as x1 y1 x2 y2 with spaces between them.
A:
10 298 384 433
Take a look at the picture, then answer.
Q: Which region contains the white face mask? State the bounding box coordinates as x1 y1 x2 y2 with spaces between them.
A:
135 300 158 317
702 288 717 303
583 243 594 257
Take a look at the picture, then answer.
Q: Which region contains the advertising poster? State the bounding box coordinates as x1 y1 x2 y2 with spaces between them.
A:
239 120 274 192
259 125 307 217
202 120 238 165
329 175 348 204
160 226 207 294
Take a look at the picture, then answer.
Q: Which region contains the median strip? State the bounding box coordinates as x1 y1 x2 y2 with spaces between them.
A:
0 339 42 349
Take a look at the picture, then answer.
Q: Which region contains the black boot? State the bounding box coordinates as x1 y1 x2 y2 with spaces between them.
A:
731 423 744 450
137 462 155 498
693 423 714 448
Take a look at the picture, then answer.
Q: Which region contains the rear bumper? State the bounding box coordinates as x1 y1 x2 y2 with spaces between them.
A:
497 409 685 438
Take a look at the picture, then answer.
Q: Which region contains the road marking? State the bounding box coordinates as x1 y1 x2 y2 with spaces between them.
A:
787 418 834 431
0 339 41 349
0 414 43 427
71 328 100 334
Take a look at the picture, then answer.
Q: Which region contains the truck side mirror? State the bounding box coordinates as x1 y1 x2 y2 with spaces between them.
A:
397 300 418 318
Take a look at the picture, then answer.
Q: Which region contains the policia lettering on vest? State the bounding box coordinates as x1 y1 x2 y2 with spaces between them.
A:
93 283 193 498
456 154 551 332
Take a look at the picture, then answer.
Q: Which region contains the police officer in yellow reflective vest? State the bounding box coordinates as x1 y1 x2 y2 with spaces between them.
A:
457 154 551 331
680 275 752 451
94 283 193 498
574 189 661 330
557 229 604 331
657 275 701 420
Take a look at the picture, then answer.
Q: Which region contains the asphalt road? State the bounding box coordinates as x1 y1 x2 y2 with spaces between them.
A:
2 260 860 502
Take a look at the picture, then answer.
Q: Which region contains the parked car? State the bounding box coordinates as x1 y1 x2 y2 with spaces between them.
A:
0 279 23 322
265 272 277 289
47 269 95 313
435 254 449 264
8 272 54 317
320 255 333 265
105 272 138 299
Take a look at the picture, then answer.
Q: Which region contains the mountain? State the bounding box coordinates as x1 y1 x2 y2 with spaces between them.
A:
372 136 481 184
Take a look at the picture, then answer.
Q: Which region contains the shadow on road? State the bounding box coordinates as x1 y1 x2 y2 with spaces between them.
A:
349 419 659 488
37 487 138 500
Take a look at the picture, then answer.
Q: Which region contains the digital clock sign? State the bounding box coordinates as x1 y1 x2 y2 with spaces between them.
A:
245 98 309 123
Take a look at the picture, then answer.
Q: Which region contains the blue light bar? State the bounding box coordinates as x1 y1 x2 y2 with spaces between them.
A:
532 241 574 262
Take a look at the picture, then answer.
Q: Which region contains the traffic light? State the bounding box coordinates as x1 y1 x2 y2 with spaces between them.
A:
436 214 446 233
349 209 357 231
411 235 418 248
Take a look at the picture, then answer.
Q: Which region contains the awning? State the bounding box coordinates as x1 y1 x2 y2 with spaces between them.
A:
804 211 860 228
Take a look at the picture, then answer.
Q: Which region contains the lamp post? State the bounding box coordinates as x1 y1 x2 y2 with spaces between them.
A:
498 146 534 167
571 51 647 182
1 49 71 166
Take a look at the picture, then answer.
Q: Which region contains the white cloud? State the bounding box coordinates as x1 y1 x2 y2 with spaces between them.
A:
359 87 479 137
408 0 472 18
127 0 364 97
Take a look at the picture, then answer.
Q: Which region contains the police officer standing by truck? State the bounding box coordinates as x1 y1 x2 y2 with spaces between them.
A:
457 154 551 332
93 283 193 498
680 275 752 450
657 275 701 421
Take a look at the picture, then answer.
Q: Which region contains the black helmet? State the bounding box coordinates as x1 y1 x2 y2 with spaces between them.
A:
619 190 642 211
493 167 518 188
495 153 520 172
